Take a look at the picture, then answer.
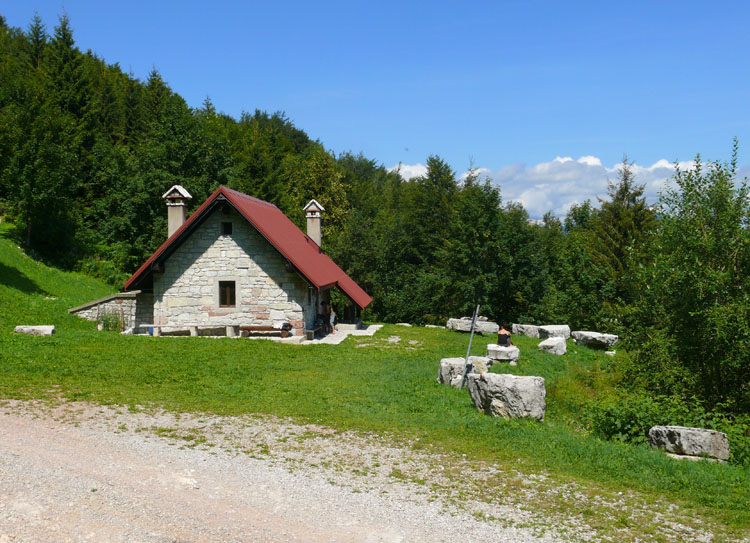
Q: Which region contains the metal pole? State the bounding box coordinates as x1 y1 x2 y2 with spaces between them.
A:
459 304 481 389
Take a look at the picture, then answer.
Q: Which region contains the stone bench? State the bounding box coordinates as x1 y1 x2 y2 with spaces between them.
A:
137 324 239 337
486 344 520 365
240 325 290 338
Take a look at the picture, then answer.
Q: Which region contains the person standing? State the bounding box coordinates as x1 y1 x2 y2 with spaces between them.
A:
321 301 334 334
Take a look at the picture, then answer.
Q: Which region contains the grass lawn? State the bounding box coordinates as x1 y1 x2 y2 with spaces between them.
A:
1 223 748 540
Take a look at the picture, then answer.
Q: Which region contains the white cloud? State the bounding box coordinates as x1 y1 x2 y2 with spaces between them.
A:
478 156 678 218
387 162 427 180
392 156 750 219
577 156 602 167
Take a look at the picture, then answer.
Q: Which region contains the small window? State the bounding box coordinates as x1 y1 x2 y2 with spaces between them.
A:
219 281 236 307
222 222 232 235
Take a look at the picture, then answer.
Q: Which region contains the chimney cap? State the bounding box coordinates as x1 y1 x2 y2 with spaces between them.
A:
162 185 192 200
303 199 325 213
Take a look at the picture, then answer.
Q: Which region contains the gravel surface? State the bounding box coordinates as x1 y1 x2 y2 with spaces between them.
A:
0 400 564 543
0 400 728 542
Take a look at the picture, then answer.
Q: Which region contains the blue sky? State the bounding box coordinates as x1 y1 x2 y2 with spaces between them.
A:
3 1 749 217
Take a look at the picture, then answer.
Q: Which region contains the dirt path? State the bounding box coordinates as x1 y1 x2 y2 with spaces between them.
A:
0 401 560 543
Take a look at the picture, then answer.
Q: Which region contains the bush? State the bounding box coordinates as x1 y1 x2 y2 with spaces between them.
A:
584 392 750 466
624 143 750 411
97 310 124 332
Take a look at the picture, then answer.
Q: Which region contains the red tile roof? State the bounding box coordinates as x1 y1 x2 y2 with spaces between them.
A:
123 186 372 309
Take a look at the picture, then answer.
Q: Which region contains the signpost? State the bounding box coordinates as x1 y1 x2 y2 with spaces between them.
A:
459 304 481 389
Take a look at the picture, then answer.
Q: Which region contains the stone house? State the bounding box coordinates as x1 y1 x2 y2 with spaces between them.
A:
70 185 371 336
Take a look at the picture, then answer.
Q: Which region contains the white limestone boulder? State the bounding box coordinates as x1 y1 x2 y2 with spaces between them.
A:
446 317 499 335
14 325 55 336
648 426 730 462
438 356 493 387
538 325 571 339
512 324 540 338
468 356 492 373
486 344 520 364
572 331 619 349
437 358 466 385
538 337 566 355
466 373 546 421
449 375 465 388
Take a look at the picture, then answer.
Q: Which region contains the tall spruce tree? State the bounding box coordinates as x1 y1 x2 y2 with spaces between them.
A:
589 158 656 303
25 12 47 70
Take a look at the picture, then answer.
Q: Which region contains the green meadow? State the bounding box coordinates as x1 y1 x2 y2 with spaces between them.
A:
1 222 748 540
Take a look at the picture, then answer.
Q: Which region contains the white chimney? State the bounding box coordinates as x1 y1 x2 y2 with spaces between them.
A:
303 199 325 247
162 185 192 238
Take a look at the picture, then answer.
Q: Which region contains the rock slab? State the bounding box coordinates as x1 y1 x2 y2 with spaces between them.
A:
572 331 619 348
512 324 540 338
446 317 499 335
538 325 571 339
486 344 520 363
467 373 546 421
538 337 566 355
14 325 55 336
648 425 730 461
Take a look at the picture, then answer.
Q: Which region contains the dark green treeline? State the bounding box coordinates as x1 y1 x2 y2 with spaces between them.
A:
1 15 747 411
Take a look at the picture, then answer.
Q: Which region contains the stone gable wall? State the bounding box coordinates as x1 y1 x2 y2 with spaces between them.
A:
153 208 314 335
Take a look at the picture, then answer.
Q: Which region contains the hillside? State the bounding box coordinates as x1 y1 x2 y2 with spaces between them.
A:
0 222 113 332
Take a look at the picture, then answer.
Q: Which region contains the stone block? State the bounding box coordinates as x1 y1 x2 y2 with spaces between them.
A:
437 357 466 385
468 356 492 373
14 325 55 336
486 344 520 363
538 337 566 355
538 325 571 339
446 317 499 334
512 324 540 338
648 426 730 461
571 331 619 349
467 373 546 421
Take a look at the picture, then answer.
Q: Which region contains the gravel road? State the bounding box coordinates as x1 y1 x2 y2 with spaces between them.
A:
0 401 565 543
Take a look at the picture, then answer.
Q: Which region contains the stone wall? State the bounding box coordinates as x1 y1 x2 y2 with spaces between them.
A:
153 207 315 335
70 291 152 330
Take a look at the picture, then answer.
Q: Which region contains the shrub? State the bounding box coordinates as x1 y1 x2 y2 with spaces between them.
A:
97 310 124 332
584 392 750 466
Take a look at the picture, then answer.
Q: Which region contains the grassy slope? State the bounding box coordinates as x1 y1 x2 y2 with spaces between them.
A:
1 223 748 539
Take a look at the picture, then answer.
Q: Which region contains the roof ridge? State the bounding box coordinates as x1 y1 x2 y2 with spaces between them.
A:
221 186 279 209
